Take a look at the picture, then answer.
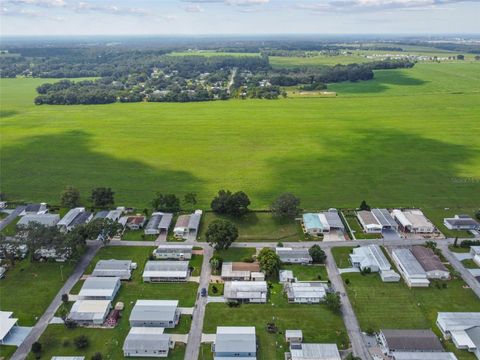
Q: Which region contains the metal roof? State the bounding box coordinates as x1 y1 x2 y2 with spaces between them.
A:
69 300 110 321
357 210 381 226
0 311 18 341
79 277 120 298
392 352 458 360
17 214 60 227
224 281 267 300
437 312 480 332
175 215 190 228
123 327 170 352
276 248 312 261
381 329 444 352
188 213 201 230
290 343 341 360
392 249 426 277
130 300 178 323
323 210 344 229
285 282 327 300
58 208 84 227
143 261 189 278
155 245 193 254
411 246 449 273
351 244 392 271
372 208 398 228
93 211 109 219
70 211 92 226
215 326 256 354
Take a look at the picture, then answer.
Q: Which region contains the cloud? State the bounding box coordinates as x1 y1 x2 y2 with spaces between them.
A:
181 0 269 5
297 0 477 13
1 0 65 7
182 4 204 12
0 4 64 19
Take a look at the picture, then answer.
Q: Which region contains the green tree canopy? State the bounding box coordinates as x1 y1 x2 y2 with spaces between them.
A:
205 219 239 251
90 187 114 208
309 244 326 264
325 292 342 314
257 247 281 278
60 186 81 208
211 190 251 217
152 193 181 212
359 200 370 211
270 193 301 218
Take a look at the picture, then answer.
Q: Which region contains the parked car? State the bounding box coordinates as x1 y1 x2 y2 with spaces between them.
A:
201 287 207 297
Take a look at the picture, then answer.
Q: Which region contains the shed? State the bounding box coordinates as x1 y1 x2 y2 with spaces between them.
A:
285 330 303 344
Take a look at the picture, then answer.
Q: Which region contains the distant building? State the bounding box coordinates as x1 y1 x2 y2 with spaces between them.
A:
145 212 173 236
173 210 202 240
153 245 193 260
276 248 312 264
20 203 48 216
213 326 257 360
391 209 435 233
78 277 121 301
221 262 264 281
17 213 60 228
123 327 173 358
68 300 111 326
57 208 92 232
379 329 444 355
436 312 480 359
444 215 480 231
92 259 134 280
287 343 341 360
284 282 328 304
350 244 400 282
142 261 189 282
411 246 449 280
224 281 268 303
391 248 430 287
129 300 180 328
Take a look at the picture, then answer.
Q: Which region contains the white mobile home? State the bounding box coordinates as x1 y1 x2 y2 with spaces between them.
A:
213 326 257 360
284 281 328 304
224 281 268 303
153 245 193 260
68 300 111 326
92 259 134 280
123 327 173 358
142 261 189 282
391 248 430 287
129 300 180 328
276 248 312 264
77 277 121 301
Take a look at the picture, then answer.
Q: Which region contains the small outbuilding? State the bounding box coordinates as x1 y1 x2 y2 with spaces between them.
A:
285 330 303 344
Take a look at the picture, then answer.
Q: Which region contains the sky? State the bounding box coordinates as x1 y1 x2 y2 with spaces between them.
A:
1 0 479 36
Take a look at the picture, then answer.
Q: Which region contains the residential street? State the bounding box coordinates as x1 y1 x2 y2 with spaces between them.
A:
185 246 213 360
325 248 371 360
0 206 25 231
10 242 102 360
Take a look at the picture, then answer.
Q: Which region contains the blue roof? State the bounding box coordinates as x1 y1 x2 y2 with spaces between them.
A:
303 213 323 230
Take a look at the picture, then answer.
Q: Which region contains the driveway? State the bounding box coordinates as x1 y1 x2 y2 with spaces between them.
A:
1 327 32 346
207 296 225 303
338 268 360 274
382 229 401 241
11 241 102 360
0 205 25 231
452 252 473 261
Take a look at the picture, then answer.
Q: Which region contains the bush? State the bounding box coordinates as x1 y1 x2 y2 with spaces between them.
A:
62 338 71 347
212 285 218 294
460 240 480 248
277 242 284 247
61 293 69 303
64 319 77 329
31 342 42 354
242 256 254 263
317 274 322 280
74 335 89 349
345 278 350 285
91 352 103 360
226 300 240 307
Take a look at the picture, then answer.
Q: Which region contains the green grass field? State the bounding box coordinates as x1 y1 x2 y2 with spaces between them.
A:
1 63 479 213
168 51 260 57
203 283 348 360
0 259 76 326
281 264 328 281
214 247 256 262
199 212 302 242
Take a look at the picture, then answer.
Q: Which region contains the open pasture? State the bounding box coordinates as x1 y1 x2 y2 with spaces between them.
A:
1 63 479 212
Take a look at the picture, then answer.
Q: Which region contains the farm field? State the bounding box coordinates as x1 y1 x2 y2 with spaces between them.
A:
28 245 197 359
1 63 479 211
203 283 349 360
331 248 480 360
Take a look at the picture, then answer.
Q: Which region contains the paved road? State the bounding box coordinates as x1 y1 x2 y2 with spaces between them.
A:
11 242 102 360
324 248 371 360
0 206 25 231
439 244 480 298
185 246 213 360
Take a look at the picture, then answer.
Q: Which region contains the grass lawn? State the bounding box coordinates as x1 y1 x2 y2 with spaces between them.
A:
190 254 203 276
281 264 328 281
0 258 76 326
448 245 472 253
423 207 476 238
199 344 214 360
214 247 256 262
331 247 353 268
461 259 479 269
343 211 382 239
199 212 302 242
203 283 348 360
341 272 480 360
29 246 197 359
0 216 19 236
1 63 479 211
26 325 186 360
208 282 224 296
121 229 156 241
0 345 17 359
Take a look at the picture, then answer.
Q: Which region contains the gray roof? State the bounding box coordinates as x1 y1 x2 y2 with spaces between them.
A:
93 211 108 220
465 326 480 349
276 248 312 261
372 208 398 228
411 246 449 273
123 328 170 352
290 343 341 360
129 300 178 323
154 245 193 254
17 214 60 227
58 208 84 227
215 327 256 354
51 357 86 360
24 203 43 212
70 211 91 226
94 259 132 270
392 353 458 360
381 329 444 352
444 217 479 227
81 276 119 290
323 210 345 230
224 281 268 300
143 261 189 278
392 249 426 277
437 312 480 331
188 213 201 230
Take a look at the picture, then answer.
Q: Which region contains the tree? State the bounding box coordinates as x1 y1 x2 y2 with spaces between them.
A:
257 247 281 278
62 293 69 303
151 193 181 212
359 200 370 211
91 352 103 360
183 192 197 209
424 240 437 251
325 292 342 314
209 255 222 272
475 209 480 221
211 190 250 217
309 245 326 264
31 342 42 355
457 54 465 60
74 335 89 349
82 218 123 243
91 187 114 207
206 220 238 250
270 193 301 218
61 186 81 208
454 237 458 247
